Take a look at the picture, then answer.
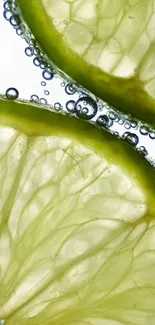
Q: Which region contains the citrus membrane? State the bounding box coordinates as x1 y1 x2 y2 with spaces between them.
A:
17 0 155 124
0 99 155 325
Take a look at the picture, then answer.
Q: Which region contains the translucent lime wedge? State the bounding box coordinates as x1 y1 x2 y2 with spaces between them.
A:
0 99 155 325
17 0 155 124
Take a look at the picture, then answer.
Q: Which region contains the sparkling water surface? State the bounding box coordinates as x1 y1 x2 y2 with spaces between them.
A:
0 0 155 168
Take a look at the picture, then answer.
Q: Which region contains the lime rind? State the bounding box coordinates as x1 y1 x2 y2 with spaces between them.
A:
0 99 155 324
17 0 155 124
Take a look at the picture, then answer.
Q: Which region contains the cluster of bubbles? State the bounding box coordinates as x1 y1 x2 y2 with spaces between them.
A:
3 0 23 35
139 124 155 140
3 0 155 161
3 0 54 106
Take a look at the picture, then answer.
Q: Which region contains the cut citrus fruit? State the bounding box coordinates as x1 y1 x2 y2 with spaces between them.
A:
17 0 155 124
0 98 155 325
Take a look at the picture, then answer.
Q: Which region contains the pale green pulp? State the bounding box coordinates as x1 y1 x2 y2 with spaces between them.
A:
43 0 155 99
0 109 155 324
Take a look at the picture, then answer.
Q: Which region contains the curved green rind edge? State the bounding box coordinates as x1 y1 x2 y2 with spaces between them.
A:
0 97 155 219
17 0 155 125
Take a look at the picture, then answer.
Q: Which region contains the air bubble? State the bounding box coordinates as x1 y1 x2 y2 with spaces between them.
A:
44 90 50 96
40 61 47 70
10 15 20 26
16 27 23 36
66 100 75 113
124 121 131 129
33 57 41 67
130 120 138 129
33 47 40 55
29 38 37 48
139 146 148 156
42 69 54 81
3 10 12 20
25 47 34 57
54 102 63 111
61 82 65 87
123 132 139 146
40 98 47 105
75 97 97 120
149 131 155 139
41 81 46 87
118 118 125 125
114 131 119 137
31 94 39 101
108 111 119 121
5 87 19 100
97 115 113 128
4 1 11 10
4 1 17 13
140 125 149 136
65 83 77 95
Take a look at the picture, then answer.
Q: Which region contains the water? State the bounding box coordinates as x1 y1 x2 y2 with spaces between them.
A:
1 0 155 166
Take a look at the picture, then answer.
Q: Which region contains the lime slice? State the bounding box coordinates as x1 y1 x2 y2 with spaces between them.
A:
0 99 155 325
17 0 155 124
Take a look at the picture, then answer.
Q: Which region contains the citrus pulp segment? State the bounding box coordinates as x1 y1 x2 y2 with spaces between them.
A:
17 0 155 123
0 99 155 325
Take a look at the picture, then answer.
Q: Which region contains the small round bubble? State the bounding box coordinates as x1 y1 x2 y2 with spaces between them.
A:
31 94 39 101
114 131 119 137
41 81 46 87
40 62 47 70
140 125 149 136
108 111 119 121
139 146 148 156
149 131 155 139
124 121 131 129
33 57 41 67
44 90 50 96
25 47 34 57
5 87 19 100
54 102 63 111
97 115 113 128
29 38 37 48
40 98 47 105
10 15 20 26
130 120 138 129
65 83 77 95
123 132 139 146
42 69 54 80
66 100 75 113
33 47 40 56
4 1 11 10
118 118 125 125
16 27 23 36
3 10 12 20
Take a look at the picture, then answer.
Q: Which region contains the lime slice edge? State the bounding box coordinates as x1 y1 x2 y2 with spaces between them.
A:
0 99 155 325
17 0 155 124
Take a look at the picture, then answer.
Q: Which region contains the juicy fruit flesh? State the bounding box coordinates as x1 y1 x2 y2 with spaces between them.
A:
43 0 155 100
0 122 155 325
